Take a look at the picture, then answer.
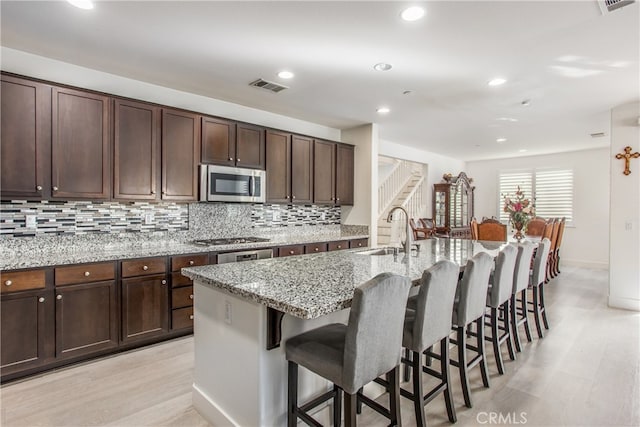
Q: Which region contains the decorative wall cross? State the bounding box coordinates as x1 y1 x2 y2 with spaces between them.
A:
615 146 640 175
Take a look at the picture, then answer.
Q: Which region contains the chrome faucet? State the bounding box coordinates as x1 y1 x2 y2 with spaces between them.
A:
386 206 412 255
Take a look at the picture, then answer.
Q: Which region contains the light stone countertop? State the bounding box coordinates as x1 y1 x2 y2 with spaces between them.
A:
0 232 369 271
182 238 507 319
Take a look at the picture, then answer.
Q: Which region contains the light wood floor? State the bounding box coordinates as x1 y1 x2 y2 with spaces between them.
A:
2 266 639 426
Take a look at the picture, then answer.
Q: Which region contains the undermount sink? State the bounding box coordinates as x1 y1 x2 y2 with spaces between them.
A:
355 247 401 256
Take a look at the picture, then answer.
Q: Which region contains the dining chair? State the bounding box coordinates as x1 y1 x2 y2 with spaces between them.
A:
529 238 551 338
286 272 411 427
419 218 435 238
470 218 479 240
510 242 536 352
450 252 493 408
477 221 507 241
547 219 561 282
410 218 429 240
553 217 566 276
525 217 546 237
485 245 517 375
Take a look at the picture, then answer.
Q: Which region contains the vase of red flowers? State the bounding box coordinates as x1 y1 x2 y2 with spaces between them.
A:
503 186 534 241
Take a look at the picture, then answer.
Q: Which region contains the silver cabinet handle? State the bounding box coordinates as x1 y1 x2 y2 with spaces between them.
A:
143 265 149 271
161 280 167 285
337 245 342 249
189 294 194 300
289 250 294 255
39 297 45 303
151 191 156 195
237 158 241 162
189 260 194 266
4 280 12 287
314 248 319 251
52 186 59 191
229 157 233 161
36 185 43 191
189 315 194 320
337 198 340 201
84 271 90 277
56 294 62 300
292 195 296 199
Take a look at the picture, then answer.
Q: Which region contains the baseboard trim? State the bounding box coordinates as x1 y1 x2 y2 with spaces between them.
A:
193 383 239 427
563 259 609 270
608 296 640 312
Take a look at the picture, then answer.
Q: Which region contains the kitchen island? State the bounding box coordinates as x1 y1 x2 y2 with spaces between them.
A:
182 238 505 426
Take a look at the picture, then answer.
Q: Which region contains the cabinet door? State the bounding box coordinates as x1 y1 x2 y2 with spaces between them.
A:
291 135 313 204
55 281 118 359
313 140 336 205
201 116 235 166
52 87 110 199
265 130 291 203
162 109 200 200
236 123 265 169
1 289 54 377
1 75 51 200
121 275 169 343
113 99 159 200
336 144 354 205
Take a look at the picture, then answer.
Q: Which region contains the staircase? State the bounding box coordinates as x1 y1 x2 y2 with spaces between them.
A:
377 159 427 246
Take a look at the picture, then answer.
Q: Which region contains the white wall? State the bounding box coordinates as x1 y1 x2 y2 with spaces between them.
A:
609 101 640 311
0 47 340 141
467 148 610 268
379 140 466 214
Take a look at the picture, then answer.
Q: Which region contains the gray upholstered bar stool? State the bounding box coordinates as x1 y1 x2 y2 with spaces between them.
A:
530 238 551 338
398 260 460 427
286 272 411 427
485 245 517 375
449 251 493 408
510 242 536 352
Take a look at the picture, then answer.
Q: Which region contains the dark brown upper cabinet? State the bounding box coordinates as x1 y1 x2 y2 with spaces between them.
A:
336 144 354 205
313 140 336 205
266 131 313 204
52 87 111 200
201 116 265 170
113 99 160 200
161 109 200 201
266 130 291 203
1 75 52 200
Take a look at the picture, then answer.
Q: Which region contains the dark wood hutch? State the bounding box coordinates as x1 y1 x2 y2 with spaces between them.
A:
433 172 475 238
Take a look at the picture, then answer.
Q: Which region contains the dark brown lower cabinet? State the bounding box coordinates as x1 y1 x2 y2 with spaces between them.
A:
121 275 169 343
55 281 118 359
0 289 54 376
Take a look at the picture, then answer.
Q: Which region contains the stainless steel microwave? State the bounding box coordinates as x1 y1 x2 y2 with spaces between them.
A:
199 164 266 203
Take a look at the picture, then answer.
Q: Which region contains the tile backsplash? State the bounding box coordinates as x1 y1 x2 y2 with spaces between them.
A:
0 200 342 238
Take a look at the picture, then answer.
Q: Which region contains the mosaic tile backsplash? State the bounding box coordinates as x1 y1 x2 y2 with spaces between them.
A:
0 201 342 238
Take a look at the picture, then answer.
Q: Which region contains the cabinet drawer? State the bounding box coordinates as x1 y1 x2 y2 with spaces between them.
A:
349 238 368 249
172 286 194 309
172 306 194 330
305 243 328 254
327 241 348 251
55 262 115 286
278 245 305 257
171 272 193 288
171 254 209 272
1 270 46 294
121 257 166 278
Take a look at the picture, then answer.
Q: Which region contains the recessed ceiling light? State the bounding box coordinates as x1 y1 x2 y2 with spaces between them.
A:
377 107 390 114
277 71 294 79
373 63 392 72
401 6 426 21
519 149 528 153
67 0 94 9
488 77 507 86
496 138 507 143
496 117 518 122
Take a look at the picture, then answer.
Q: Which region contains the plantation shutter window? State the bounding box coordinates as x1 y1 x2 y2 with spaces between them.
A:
498 171 533 223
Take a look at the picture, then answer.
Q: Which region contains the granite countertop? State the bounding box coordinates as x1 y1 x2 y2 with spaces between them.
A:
182 238 506 319
0 231 369 271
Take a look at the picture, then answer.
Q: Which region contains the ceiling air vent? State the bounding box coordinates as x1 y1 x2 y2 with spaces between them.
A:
249 79 288 93
598 0 635 14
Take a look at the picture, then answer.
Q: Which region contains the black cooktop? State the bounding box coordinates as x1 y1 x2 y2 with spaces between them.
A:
192 237 271 246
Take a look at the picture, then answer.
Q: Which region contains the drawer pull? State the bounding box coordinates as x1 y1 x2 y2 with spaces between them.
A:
189 260 195 265
189 294 194 300
229 157 234 161
39 297 45 303
36 185 43 191
337 245 342 249
4 280 12 287
84 271 91 277
189 315 194 320
314 248 319 251
289 250 294 255
56 294 62 300
143 265 149 271
161 280 167 285
358 243 362 247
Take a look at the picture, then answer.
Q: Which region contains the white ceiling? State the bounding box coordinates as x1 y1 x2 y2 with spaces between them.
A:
1 1 638 161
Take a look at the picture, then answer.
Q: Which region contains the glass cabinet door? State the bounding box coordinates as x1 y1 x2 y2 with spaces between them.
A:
434 190 446 227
